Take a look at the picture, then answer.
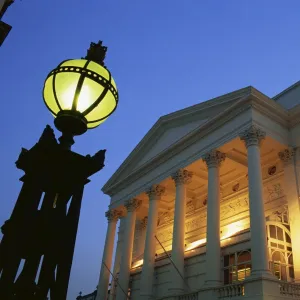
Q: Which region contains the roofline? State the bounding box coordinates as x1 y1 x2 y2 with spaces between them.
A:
273 80 300 100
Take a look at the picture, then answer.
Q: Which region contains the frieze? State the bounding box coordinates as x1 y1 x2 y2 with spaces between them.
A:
157 212 172 227
220 195 249 219
186 200 195 215
156 228 173 243
157 199 198 228
269 204 289 224
265 183 284 202
154 182 285 242
186 217 202 232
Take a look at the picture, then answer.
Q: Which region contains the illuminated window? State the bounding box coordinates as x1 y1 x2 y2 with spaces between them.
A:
223 250 251 284
267 221 294 281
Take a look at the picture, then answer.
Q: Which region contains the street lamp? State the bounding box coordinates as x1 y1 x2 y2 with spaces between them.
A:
43 41 118 148
0 41 118 299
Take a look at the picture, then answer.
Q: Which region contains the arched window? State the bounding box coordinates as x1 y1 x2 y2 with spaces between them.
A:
266 221 294 281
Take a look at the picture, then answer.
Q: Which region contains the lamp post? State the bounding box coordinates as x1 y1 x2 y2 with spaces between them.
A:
0 41 118 299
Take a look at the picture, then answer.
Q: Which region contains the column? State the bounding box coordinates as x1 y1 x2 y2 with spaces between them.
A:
169 169 193 294
279 148 300 281
140 185 165 299
116 198 141 300
203 150 225 287
109 215 126 300
134 217 148 261
240 125 271 277
96 209 121 300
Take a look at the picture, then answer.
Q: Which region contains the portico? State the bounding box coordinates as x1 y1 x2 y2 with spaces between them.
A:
96 84 300 300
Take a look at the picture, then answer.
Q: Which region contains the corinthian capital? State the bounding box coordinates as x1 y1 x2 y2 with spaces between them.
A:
171 169 193 186
146 184 165 200
105 209 123 223
203 150 225 168
125 198 142 212
278 148 296 165
239 125 266 148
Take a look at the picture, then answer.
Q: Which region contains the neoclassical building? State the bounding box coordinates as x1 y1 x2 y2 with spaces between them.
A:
96 82 300 300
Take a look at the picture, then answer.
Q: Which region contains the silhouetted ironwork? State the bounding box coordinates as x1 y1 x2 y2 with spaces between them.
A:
0 20 11 46
0 0 14 46
85 41 107 67
0 0 14 20
0 125 106 299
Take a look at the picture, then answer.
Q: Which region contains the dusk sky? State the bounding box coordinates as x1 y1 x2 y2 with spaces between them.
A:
1 1 300 299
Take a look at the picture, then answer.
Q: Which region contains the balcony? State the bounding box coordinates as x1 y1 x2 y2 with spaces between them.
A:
157 279 300 300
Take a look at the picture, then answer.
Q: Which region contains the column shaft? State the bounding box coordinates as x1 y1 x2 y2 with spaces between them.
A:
240 125 271 277
96 209 120 300
169 169 192 294
116 199 141 300
203 150 225 286
109 217 126 300
140 185 165 299
134 218 147 261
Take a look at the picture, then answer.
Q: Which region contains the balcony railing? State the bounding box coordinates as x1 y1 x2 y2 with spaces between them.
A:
178 292 198 300
280 282 300 297
157 291 198 300
217 282 245 298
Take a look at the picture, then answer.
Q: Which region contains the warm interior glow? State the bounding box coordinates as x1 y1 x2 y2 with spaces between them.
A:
185 238 207 251
221 220 246 240
131 259 143 269
185 221 247 252
131 221 247 268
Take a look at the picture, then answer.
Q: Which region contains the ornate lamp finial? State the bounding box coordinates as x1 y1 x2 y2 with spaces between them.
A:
85 41 107 66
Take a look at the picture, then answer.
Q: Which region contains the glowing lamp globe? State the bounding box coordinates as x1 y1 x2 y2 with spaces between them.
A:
43 41 118 137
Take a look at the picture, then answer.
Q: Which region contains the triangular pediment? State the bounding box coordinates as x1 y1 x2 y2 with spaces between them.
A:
132 118 208 171
103 86 254 193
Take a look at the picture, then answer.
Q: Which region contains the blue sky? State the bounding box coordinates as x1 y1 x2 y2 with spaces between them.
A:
1 0 300 299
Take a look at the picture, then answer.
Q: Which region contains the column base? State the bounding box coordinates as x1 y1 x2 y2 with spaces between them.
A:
248 269 275 280
244 275 282 299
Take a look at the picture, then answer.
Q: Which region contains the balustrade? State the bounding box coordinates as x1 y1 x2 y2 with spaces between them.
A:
178 292 198 300
280 282 300 297
217 283 244 298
